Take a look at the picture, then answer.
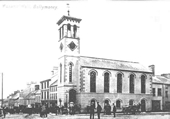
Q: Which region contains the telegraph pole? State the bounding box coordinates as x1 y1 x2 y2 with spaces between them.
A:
1 73 3 107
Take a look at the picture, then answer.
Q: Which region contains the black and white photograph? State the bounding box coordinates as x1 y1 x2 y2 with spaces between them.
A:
0 1 170 119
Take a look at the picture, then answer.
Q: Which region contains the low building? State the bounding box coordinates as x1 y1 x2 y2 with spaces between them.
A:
152 75 170 111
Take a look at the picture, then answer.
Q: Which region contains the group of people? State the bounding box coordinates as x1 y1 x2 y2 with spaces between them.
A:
89 102 117 119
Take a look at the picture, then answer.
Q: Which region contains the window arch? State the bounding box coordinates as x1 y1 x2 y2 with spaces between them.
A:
141 74 146 93
90 71 96 92
117 73 122 93
129 74 135 93
104 72 110 93
69 62 73 83
116 100 121 108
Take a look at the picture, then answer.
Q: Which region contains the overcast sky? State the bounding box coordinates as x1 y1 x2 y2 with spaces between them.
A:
0 1 170 98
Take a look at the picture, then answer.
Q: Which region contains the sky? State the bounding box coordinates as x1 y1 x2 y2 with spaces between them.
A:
0 1 170 98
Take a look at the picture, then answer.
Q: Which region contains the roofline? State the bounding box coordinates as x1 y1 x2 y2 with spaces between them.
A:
40 79 51 83
57 15 82 26
81 66 152 74
152 82 170 85
62 55 140 64
50 80 58 86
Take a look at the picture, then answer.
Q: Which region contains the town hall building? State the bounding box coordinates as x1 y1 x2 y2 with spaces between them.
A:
55 13 153 112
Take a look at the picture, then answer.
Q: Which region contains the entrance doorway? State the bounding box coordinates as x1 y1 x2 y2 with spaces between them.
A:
69 89 76 103
141 99 146 112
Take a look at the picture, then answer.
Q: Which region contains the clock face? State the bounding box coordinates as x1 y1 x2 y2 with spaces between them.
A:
68 41 77 51
60 43 63 51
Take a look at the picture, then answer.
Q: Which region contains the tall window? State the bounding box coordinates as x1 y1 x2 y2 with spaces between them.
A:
153 88 155 96
69 63 73 83
60 63 62 83
130 74 134 93
67 23 71 31
166 91 168 98
117 73 122 93
41 91 43 100
44 92 46 100
41 83 43 89
90 71 96 92
116 100 121 108
44 82 46 89
47 81 49 88
158 88 161 96
104 72 110 92
141 75 146 93
73 25 77 38
47 91 49 100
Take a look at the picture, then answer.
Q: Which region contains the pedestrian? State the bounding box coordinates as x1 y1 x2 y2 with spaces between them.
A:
90 102 95 119
2 106 7 118
97 102 102 119
113 103 116 117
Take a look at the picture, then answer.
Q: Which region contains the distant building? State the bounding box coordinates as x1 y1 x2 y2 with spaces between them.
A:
152 75 170 111
40 79 51 104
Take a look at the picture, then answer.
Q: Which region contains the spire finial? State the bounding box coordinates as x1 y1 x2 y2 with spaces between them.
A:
67 3 70 16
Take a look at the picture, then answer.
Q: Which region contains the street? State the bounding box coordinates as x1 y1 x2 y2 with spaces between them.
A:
2 112 170 119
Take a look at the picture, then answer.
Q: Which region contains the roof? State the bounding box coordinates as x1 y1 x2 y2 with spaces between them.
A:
25 90 40 100
40 79 51 83
152 75 170 85
57 15 82 25
79 56 152 73
50 80 58 87
10 92 20 100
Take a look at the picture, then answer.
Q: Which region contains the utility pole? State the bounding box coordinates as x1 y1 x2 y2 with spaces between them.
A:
1 73 3 107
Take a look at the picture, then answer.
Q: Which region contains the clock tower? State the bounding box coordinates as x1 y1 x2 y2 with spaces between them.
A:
56 9 82 105
57 15 82 57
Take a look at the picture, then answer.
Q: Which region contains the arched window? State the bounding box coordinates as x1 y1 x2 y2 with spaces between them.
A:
60 63 62 83
67 23 71 31
117 73 122 93
69 62 73 83
104 72 110 93
116 100 121 108
90 71 96 92
129 74 134 93
141 75 146 93
73 25 77 38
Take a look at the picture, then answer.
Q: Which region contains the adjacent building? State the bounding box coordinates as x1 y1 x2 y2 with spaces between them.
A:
152 75 170 111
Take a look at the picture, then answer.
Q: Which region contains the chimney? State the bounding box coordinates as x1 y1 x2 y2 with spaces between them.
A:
35 85 39 90
149 65 155 76
161 73 170 79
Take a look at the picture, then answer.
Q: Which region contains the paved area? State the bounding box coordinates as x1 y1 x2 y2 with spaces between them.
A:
2 112 170 119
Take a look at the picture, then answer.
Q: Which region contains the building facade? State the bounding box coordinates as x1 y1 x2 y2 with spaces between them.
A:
40 79 51 104
55 14 153 112
152 75 170 111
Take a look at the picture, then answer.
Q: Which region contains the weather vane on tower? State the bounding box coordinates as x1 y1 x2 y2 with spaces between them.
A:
67 3 70 16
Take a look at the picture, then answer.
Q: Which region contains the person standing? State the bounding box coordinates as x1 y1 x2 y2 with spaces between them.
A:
97 102 102 119
113 103 116 117
90 102 95 119
2 106 7 118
